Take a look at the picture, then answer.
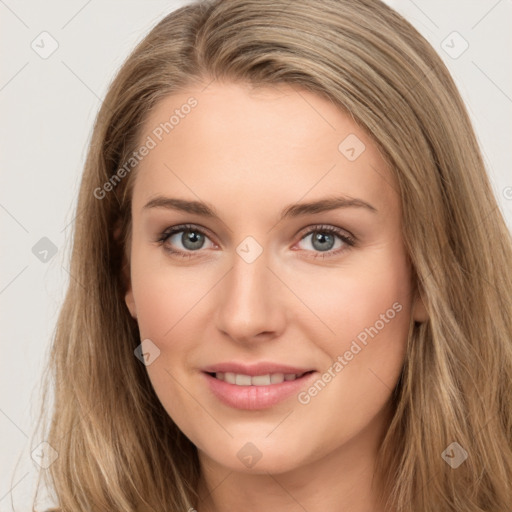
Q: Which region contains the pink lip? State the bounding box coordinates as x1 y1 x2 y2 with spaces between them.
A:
202 370 318 410
201 361 314 376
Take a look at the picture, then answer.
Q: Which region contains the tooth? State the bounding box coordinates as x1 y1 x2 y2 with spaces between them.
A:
270 373 285 384
252 374 271 386
225 372 236 384
235 374 252 386
216 372 303 385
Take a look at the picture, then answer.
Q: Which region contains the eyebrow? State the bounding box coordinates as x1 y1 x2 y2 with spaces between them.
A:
143 195 377 220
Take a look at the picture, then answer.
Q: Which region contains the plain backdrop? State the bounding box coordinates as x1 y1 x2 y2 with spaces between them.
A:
1 0 511 510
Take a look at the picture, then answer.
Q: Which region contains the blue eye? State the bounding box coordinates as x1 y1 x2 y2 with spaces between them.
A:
157 224 214 259
156 223 355 259
296 225 355 259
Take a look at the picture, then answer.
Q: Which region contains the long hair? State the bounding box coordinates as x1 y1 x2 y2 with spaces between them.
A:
32 0 512 510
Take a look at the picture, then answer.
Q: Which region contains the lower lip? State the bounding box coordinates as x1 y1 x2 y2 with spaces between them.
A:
202 371 317 410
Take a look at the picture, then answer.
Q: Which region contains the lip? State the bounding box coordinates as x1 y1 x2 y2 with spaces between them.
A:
202 370 318 410
201 361 315 376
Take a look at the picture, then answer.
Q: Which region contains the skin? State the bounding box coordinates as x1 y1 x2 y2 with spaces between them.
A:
124 80 428 512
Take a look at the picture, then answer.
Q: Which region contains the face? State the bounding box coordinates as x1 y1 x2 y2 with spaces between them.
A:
124 80 427 477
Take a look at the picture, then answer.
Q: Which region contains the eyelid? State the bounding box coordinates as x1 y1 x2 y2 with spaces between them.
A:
158 223 215 241
157 223 356 259
296 224 355 244
157 223 217 248
293 224 356 259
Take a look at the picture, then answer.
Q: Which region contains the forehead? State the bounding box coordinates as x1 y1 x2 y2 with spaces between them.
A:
131 81 398 218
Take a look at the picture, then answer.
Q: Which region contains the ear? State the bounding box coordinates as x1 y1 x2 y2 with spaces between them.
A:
412 287 429 323
114 221 137 320
124 275 137 320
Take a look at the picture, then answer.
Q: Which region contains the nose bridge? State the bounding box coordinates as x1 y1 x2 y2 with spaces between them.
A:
215 241 284 341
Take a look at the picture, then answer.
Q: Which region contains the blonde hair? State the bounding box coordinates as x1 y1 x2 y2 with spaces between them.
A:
32 0 512 510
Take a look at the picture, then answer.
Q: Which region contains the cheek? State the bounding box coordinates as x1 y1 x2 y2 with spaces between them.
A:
293 247 412 390
294 249 411 341
286 261 411 442
332 272 410 350
130 250 206 341
129 257 204 429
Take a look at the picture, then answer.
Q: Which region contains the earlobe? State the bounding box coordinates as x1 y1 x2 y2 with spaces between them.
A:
114 219 137 319
412 289 429 323
122 257 137 319
125 288 137 319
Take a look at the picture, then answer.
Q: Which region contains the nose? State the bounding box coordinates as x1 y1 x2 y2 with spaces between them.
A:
214 246 286 344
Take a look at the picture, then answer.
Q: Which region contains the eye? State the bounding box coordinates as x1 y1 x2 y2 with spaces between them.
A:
295 225 355 259
156 223 356 260
156 224 215 259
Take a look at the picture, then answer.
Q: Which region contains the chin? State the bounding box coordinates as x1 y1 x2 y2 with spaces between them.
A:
199 437 312 475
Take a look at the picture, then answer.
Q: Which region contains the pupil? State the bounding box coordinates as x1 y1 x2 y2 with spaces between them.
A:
313 232 334 251
183 230 204 250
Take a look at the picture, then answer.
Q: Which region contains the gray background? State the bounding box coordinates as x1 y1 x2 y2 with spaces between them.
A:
1 0 511 509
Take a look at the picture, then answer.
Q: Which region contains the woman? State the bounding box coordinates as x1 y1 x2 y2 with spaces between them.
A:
34 0 512 510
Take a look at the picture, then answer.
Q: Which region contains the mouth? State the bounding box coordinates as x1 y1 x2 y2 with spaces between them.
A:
202 370 318 410
204 370 315 386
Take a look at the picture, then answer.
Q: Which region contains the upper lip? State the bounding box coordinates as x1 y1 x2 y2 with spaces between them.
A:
202 362 315 376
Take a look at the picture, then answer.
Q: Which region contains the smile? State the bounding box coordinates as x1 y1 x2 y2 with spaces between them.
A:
209 371 312 386
203 370 317 410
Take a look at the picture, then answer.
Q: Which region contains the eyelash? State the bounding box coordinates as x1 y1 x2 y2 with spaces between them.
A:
155 223 356 260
